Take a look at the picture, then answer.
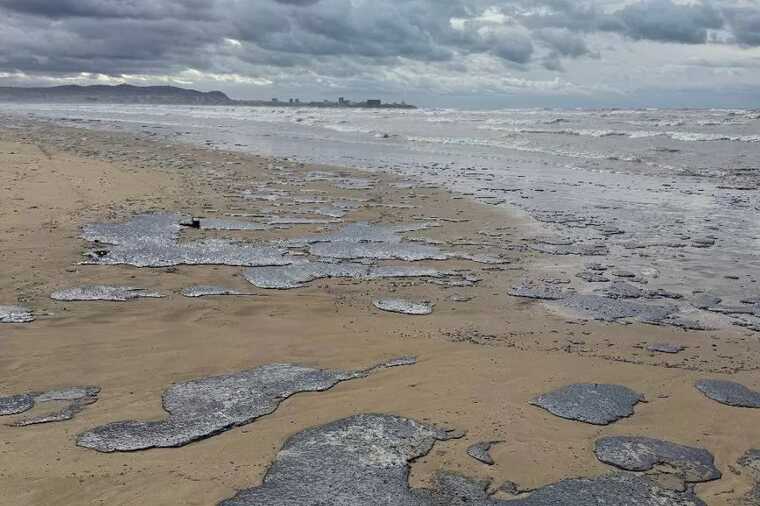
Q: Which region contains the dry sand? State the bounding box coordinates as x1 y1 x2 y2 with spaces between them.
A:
0 121 758 505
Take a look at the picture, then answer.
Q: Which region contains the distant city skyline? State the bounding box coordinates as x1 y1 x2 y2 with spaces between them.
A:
1 1 759 108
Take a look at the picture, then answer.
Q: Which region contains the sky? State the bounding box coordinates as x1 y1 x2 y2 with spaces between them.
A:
0 0 759 108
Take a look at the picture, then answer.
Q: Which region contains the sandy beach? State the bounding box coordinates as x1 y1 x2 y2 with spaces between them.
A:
1 119 759 505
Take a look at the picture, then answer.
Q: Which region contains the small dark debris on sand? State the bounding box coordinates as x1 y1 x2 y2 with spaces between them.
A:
695 379 760 408
51 285 163 301
509 280 568 300
738 449 760 472
81 213 295 268
466 440 503 465
555 294 677 323
0 305 34 323
530 383 644 425
646 343 686 354
594 436 721 484
373 298 433 315
737 449 760 504
219 414 706 505
1 386 100 425
181 285 254 297
77 359 414 452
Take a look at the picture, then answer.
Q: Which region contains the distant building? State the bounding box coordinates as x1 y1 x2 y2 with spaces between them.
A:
366 99 382 107
272 98 279 103
338 97 346 105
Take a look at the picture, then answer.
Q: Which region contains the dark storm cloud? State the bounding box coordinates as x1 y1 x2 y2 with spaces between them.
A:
0 9 223 75
512 0 732 45
617 0 723 44
0 0 759 81
723 6 760 46
0 0 217 20
533 28 592 57
274 0 321 5
491 36 534 64
231 0 457 61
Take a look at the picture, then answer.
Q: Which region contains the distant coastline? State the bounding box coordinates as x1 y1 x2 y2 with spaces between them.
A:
0 83 416 109
236 98 415 109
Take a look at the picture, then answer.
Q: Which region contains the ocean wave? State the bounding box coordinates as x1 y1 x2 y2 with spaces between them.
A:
626 120 686 127
628 130 760 142
481 118 539 127
477 124 760 143
668 132 760 143
406 135 615 161
543 118 571 124
407 135 520 149
320 123 374 134
478 125 627 137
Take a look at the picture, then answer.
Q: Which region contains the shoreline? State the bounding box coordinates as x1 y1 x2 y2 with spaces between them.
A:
4 105 757 333
4 114 758 367
1 118 759 504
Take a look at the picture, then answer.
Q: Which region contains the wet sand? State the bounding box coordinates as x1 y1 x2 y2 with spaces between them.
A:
1 121 759 505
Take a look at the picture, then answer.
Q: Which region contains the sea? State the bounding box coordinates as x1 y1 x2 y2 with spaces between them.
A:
3 103 759 329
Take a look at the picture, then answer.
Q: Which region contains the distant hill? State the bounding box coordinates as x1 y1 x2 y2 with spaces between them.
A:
0 84 233 105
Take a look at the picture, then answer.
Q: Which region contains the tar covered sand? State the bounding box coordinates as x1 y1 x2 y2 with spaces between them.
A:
0 118 759 505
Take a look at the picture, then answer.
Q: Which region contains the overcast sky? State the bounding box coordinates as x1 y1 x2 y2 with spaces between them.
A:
1 0 759 107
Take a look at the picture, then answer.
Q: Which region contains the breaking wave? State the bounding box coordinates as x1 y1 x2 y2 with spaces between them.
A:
477 125 760 142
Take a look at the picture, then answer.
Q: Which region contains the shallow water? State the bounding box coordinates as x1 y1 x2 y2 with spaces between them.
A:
3 103 759 319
